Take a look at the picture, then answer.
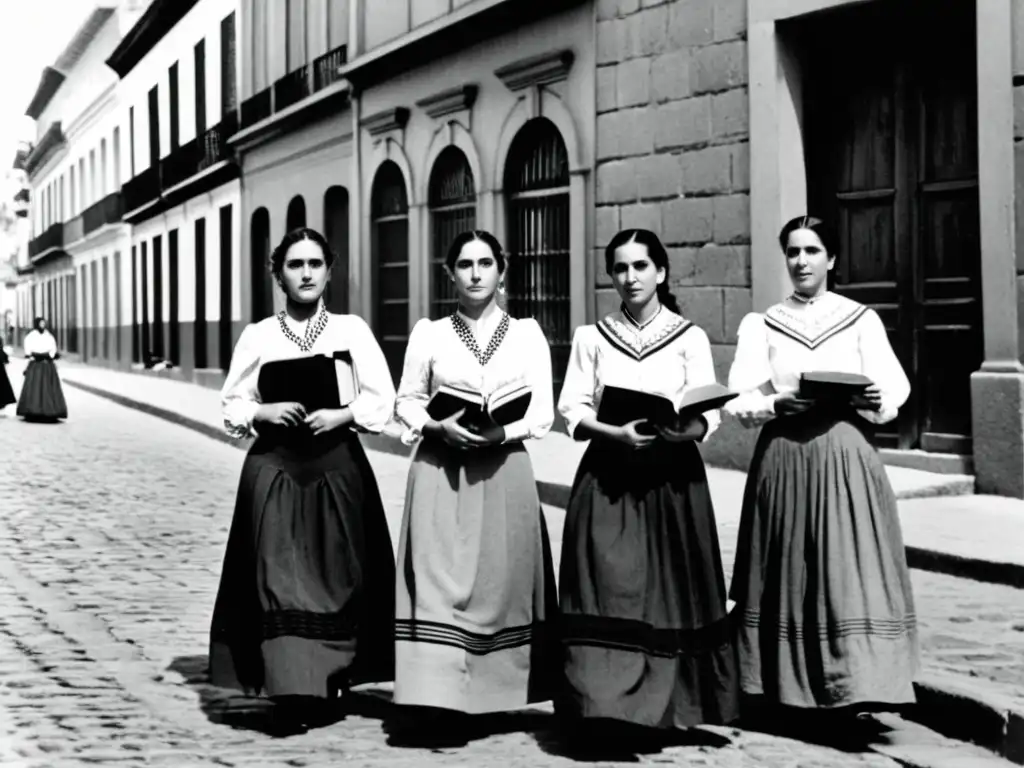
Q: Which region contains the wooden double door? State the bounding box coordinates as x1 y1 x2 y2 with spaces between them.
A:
802 1 981 454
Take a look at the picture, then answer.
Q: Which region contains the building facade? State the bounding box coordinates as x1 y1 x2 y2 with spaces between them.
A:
19 5 142 363
16 0 1024 498
106 0 242 387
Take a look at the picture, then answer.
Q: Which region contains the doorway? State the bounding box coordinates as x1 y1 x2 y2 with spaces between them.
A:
801 1 981 454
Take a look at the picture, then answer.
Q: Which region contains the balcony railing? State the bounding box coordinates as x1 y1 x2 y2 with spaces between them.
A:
314 45 347 91
234 45 348 136
122 165 161 213
64 215 84 244
274 64 311 112
29 223 64 259
241 88 272 130
161 121 234 192
83 192 123 235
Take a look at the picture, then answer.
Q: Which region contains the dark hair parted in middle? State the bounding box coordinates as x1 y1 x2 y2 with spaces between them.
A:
604 228 682 315
33 316 46 332
270 227 337 276
777 215 839 260
444 230 507 273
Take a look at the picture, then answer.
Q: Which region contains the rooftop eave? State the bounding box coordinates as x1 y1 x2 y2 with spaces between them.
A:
23 123 66 178
54 7 116 72
341 0 588 92
25 67 66 120
106 0 202 78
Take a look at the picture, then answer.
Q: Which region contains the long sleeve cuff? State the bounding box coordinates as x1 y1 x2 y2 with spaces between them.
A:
561 405 597 441
726 391 781 429
857 401 898 425
223 399 260 439
348 393 395 434
396 402 430 445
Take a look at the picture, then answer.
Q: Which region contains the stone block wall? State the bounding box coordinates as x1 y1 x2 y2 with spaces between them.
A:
593 0 756 468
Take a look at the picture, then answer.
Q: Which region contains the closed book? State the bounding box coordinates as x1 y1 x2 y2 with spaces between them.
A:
258 355 342 412
799 371 872 399
332 350 359 406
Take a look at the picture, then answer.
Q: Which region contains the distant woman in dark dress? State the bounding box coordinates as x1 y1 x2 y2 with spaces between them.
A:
0 342 16 413
556 228 739 745
210 227 397 732
726 215 918 720
18 317 66 422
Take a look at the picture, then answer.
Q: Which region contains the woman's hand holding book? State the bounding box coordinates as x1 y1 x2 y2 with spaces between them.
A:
255 401 307 427
656 416 707 443
615 419 658 450
428 409 492 450
850 384 882 412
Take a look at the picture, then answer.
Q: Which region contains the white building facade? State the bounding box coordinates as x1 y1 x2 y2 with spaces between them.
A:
107 0 241 386
20 4 146 362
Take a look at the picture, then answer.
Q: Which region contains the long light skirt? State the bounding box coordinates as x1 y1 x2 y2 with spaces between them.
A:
730 411 919 709
394 439 559 714
558 440 739 729
209 429 396 699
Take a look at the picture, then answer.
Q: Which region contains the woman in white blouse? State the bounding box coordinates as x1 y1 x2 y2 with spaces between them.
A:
726 216 918 719
210 228 397 733
392 230 557 743
17 317 67 422
556 228 738 745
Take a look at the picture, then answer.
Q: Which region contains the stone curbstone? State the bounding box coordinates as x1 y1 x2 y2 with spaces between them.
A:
910 672 1024 765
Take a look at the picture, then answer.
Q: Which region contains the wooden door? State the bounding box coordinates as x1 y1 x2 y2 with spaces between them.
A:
803 2 981 453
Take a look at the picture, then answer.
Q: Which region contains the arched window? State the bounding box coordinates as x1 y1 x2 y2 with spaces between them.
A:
428 146 475 319
371 161 409 382
286 195 306 231
250 207 273 320
504 117 571 391
323 186 349 313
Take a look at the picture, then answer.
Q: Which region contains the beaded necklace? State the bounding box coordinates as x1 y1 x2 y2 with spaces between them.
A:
277 304 329 352
450 311 510 366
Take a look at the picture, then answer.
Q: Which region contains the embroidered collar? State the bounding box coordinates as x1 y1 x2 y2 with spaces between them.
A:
597 310 693 361
764 292 866 349
620 302 662 331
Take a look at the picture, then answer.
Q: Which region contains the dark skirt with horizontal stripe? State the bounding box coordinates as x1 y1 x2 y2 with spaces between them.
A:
558 439 739 729
729 409 919 708
209 427 396 699
394 438 559 714
16 358 65 420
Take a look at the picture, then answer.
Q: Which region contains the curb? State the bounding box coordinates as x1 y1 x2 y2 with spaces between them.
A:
909 673 1024 765
64 377 1024 590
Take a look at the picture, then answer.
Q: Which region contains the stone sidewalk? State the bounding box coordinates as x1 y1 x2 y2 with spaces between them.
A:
37 357 1023 590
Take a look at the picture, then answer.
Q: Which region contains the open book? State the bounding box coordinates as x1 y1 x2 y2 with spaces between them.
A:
597 383 737 434
426 381 533 429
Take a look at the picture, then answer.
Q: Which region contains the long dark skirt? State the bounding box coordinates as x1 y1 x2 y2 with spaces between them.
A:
0 362 15 409
558 439 739 729
394 439 559 714
16 358 66 420
209 427 396 699
730 410 919 709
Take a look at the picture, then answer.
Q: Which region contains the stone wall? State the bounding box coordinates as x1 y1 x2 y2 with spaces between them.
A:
593 0 755 468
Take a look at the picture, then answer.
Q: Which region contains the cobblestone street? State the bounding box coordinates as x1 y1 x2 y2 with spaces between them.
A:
0 385 1017 766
